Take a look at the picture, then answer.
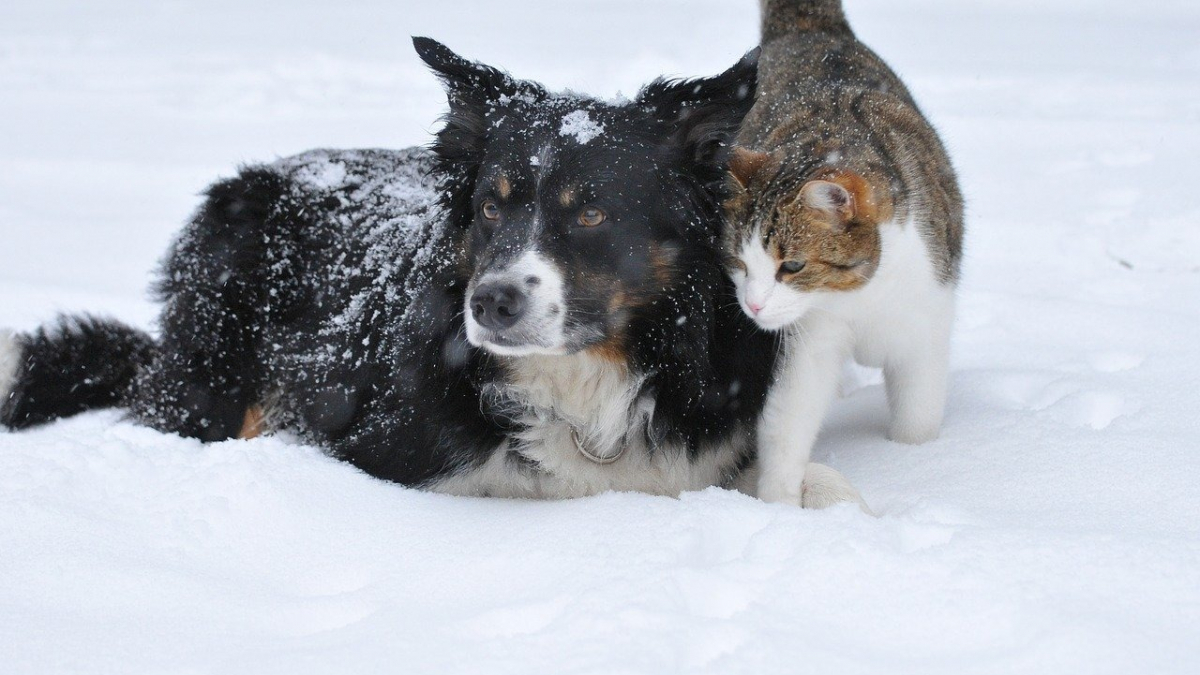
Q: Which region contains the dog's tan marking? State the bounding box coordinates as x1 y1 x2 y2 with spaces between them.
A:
496 175 512 200
585 334 631 364
728 147 778 189
238 405 265 440
648 243 679 287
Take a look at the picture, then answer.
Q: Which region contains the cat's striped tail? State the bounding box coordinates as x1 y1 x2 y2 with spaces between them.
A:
761 0 853 40
0 316 155 430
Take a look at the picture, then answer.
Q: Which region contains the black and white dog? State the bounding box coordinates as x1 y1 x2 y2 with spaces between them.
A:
0 39 860 504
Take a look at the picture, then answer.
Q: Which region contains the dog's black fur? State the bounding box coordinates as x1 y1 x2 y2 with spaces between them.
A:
1 39 781 496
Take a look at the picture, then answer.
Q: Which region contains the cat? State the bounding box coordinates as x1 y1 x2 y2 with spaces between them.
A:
724 0 964 505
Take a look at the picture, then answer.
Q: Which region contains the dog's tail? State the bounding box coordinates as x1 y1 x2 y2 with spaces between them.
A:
0 316 155 430
760 0 853 41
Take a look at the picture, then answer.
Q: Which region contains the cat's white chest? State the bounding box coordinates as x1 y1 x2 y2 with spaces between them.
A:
824 219 952 367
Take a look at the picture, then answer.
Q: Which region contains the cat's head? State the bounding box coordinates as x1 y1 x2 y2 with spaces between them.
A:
722 147 890 331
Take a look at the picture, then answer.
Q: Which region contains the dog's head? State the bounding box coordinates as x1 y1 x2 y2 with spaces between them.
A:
415 37 757 358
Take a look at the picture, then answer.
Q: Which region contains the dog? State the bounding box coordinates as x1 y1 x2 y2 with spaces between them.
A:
0 38 864 506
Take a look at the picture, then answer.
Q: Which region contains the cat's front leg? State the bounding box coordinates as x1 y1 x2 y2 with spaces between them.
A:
756 315 852 505
884 292 954 444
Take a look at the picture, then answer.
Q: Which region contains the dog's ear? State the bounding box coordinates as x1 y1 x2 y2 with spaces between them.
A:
412 37 545 223
413 37 542 113
728 146 780 189
637 48 759 168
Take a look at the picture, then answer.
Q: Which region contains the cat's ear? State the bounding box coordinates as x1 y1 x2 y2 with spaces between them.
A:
799 180 855 219
728 147 777 189
797 172 888 228
638 48 759 167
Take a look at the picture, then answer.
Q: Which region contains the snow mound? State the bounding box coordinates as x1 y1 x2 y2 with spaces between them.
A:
2 412 1198 674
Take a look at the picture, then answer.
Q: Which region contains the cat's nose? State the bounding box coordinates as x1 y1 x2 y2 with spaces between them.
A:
747 300 764 315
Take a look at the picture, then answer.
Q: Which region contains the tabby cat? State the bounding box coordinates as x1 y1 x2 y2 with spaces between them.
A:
725 0 964 505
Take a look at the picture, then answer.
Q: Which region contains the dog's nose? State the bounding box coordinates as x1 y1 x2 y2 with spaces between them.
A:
471 283 527 330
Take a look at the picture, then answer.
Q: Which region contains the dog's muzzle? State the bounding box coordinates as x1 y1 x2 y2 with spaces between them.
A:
470 283 527 331
464 250 568 355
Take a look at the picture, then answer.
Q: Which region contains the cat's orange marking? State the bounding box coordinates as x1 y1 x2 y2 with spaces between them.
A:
816 169 894 225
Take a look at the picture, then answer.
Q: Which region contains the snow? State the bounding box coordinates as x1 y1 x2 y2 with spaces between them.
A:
2 0 1200 673
290 157 349 190
559 109 605 144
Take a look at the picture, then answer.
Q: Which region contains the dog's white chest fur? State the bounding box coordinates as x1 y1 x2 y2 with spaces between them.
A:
428 352 745 499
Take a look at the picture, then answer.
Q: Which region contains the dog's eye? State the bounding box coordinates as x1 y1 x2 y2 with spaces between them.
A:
481 200 501 221
779 260 806 275
578 207 606 227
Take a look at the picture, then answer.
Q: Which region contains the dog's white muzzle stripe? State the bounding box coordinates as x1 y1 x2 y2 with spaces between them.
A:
464 250 568 354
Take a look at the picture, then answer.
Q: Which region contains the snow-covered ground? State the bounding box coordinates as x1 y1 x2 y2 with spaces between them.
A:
3 0 1199 672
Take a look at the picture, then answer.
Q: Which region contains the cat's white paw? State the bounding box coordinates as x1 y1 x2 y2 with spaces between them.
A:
801 463 874 515
888 418 941 445
756 476 803 507
0 329 22 410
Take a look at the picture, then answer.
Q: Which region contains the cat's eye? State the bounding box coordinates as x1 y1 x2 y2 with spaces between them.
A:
779 260 806 274
579 206 606 227
481 200 501 221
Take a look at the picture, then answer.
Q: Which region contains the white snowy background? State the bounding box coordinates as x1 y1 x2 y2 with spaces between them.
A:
2 0 1199 673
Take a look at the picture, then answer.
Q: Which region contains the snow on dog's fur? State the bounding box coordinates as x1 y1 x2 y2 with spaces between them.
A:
0 330 21 407
0 38 863 506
